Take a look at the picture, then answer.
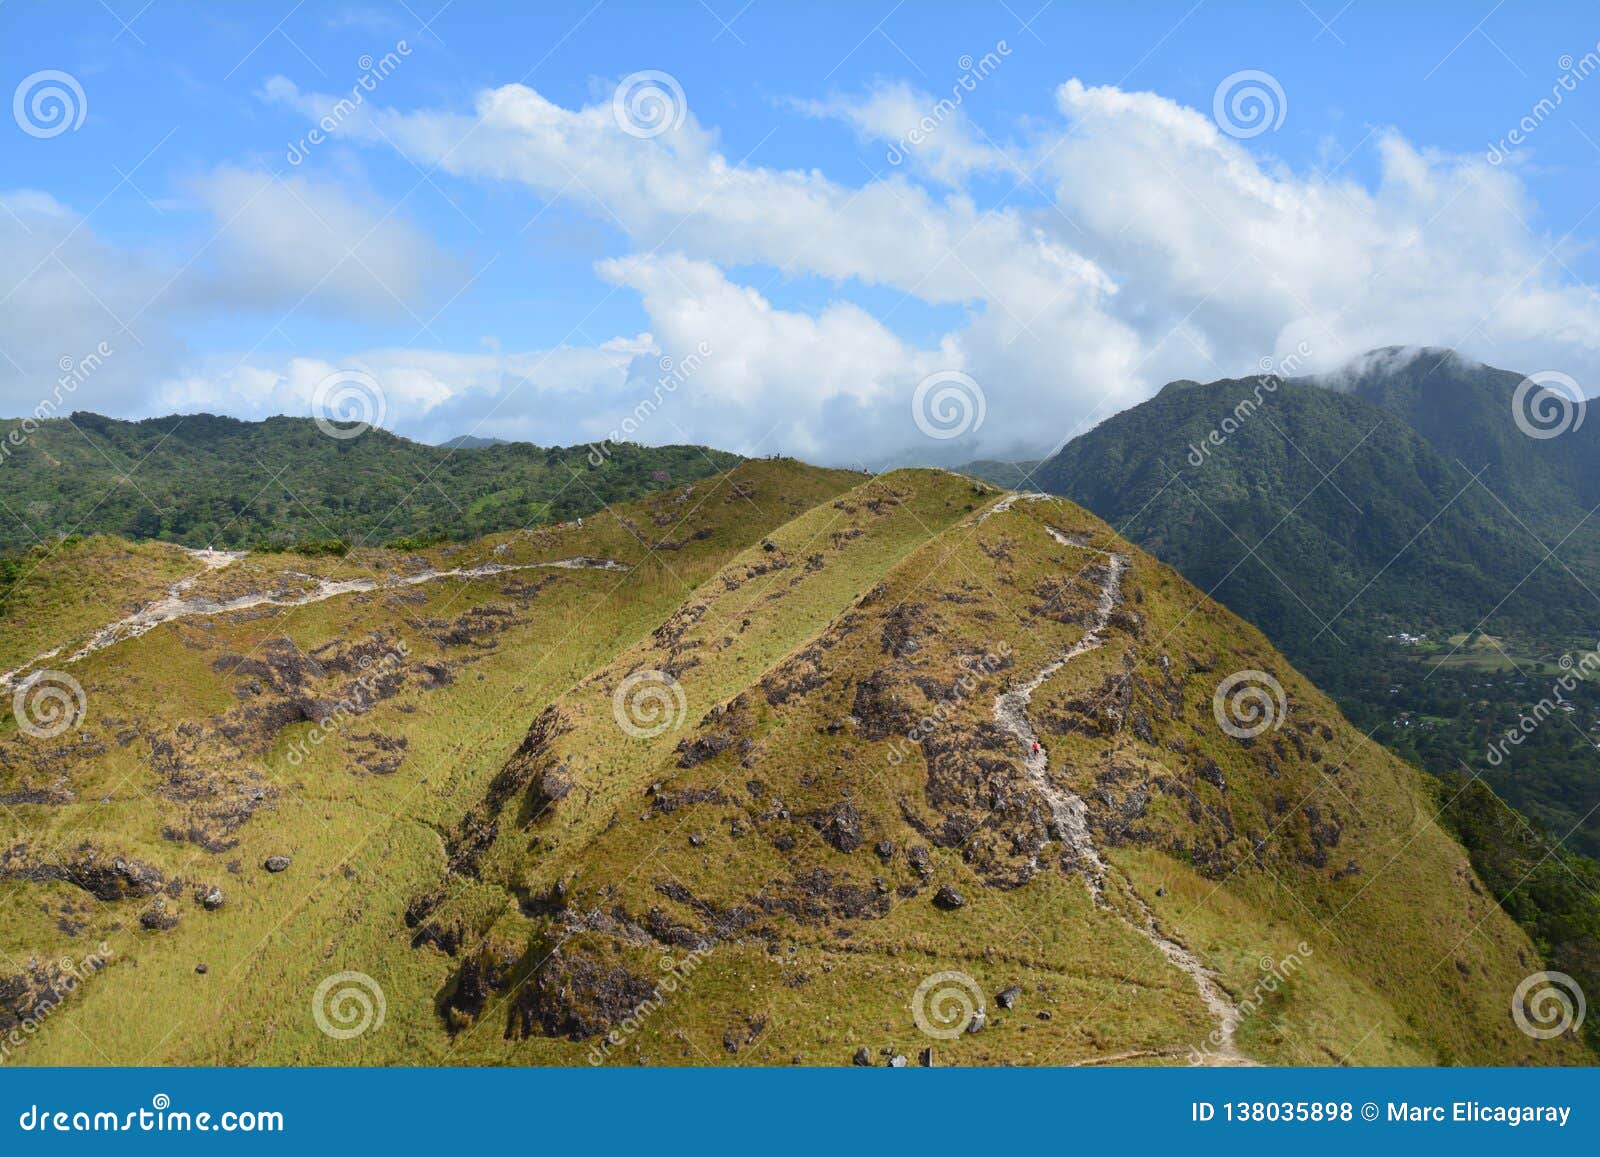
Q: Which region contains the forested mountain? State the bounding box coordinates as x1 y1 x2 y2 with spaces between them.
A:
1031 351 1600 858
0 412 737 551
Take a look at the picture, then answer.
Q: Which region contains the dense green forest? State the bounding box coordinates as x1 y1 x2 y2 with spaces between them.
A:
1437 771 1600 1051
1033 355 1600 865
0 412 738 551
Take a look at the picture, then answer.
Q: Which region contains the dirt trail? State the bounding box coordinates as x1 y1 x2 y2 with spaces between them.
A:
0 548 627 695
985 496 1252 1066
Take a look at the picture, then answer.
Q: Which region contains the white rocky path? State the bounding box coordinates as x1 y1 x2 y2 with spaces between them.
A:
0 546 627 695
984 495 1253 1066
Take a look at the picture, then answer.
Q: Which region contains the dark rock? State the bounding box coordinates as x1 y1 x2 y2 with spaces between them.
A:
852 1046 872 1066
197 885 225 910
140 899 179 931
195 964 208 975
815 801 863 853
996 985 1022 1010
933 884 965 910
874 839 896 861
263 855 291 873
966 1009 987 1033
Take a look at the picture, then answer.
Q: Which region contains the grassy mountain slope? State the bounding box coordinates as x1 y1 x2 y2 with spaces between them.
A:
0 412 737 551
0 465 1585 1065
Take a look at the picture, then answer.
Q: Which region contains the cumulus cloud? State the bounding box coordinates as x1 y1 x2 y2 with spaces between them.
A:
187 166 451 321
10 74 1599 468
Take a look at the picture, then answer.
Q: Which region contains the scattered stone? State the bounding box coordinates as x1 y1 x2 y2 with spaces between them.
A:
874 839 895 861
263 855 291 873
1037 1010 1052 1021
852 1046 872 1067
195 964 208 975
1156 885 1166 897
140 899 179 931
933 884 965 910
966 1010 987 1034
197 885 225 910
889 1054 908 1068
918 1047 934 1067
996 985 1023 1010
689 833 705 848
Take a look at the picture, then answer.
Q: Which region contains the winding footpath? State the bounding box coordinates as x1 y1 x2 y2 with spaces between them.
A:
0 548 627 696
982 495 1253 1066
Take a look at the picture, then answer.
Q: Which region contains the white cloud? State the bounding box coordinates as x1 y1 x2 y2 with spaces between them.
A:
10 74 1599 470
187 166 451 320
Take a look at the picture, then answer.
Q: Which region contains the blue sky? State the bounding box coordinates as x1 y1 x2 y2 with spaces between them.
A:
3 0 1598 464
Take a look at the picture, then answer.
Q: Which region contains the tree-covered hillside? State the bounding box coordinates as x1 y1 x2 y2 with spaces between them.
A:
1034 362 1600 858
0 412 738 551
